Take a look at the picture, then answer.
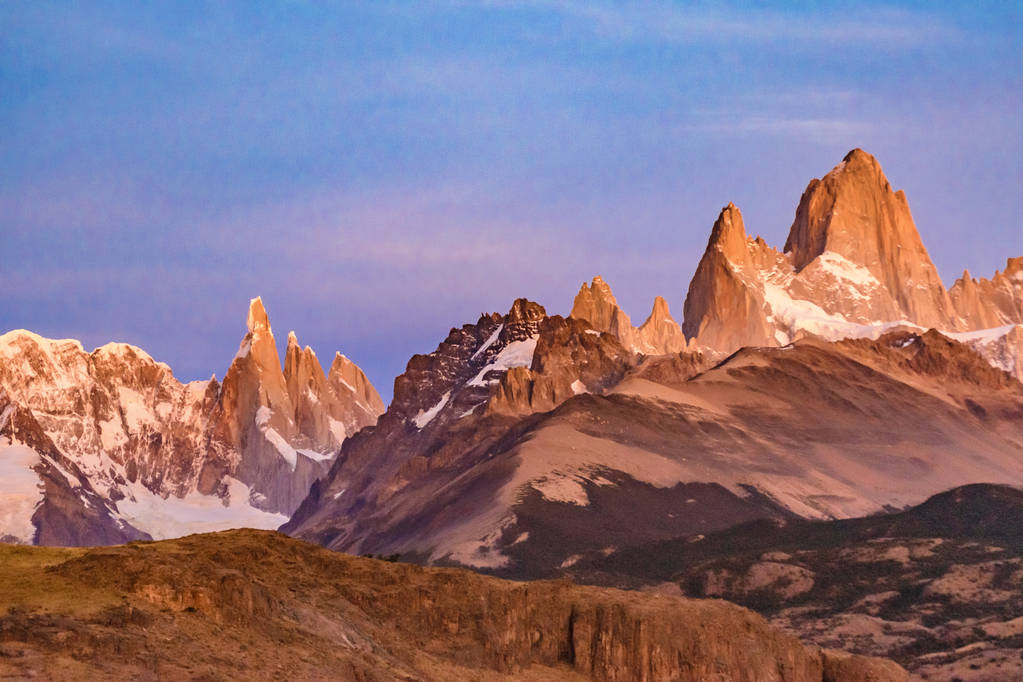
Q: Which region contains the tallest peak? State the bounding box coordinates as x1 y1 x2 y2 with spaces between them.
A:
782 151 955 328
842 147 877 165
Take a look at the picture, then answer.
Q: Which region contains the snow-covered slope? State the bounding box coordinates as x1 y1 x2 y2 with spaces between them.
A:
0 299 383 544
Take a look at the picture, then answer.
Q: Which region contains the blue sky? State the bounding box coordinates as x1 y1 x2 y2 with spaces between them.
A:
2 1 1021 402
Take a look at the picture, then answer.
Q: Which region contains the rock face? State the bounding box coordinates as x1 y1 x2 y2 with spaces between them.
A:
0 298 382 544
571 276 689 355
681 149 1023 381
636 295 690 354
949 257 1023 328
784 148 956 330
0 529 906 681
682 202 782 350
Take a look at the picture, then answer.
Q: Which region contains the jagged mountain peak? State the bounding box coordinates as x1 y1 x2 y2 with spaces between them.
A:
0 329 86 357
506 298 547 325
246 296 271 335
1004 256 1023 278
707 202 749 262
569 278 688 356
0 296 385 545
684 150 966 353
571 276 624 328
646 295 672 321
781 149 951 331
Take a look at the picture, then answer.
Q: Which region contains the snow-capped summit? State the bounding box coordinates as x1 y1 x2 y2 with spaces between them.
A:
0 299 383 545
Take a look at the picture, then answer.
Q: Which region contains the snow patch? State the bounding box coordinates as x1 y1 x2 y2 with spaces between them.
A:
297 448 334 463
471 325 503 361
263 427 297 470
0 438 43 543
414 392 450 429
328 417 347 444
114 477 287 540
254 407 297 470
764 283 918 343
98 416 127 451
946 324 1022 374
117 387 157 431
255 406 272 427
815 251 882 288
946 324 1018 345
468 336 538 386
531 474 589 506
234 337 252 361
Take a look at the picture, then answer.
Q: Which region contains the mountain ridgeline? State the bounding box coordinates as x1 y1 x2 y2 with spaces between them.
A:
284 149 1023 580
2 148 1019 680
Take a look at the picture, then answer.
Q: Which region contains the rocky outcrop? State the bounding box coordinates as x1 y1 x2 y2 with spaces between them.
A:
571 276 639 351
488 315 634 416
0 298 382 543
326 353 385 425
680 150 1023 383
949 257 1023 328
571 276 689 355
0 528 906 681
682 202 782 350
635 296 690 354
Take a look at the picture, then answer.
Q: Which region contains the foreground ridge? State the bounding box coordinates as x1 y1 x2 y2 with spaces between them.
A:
0 529 905 681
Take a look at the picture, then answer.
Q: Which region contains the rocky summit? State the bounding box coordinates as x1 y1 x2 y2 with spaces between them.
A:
681 149 1023 381
0 298 382 545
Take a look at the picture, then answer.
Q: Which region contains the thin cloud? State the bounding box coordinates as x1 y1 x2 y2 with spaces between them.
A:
468 0 963 48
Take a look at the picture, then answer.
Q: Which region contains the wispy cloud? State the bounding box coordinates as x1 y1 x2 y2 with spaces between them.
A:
460 0 964 48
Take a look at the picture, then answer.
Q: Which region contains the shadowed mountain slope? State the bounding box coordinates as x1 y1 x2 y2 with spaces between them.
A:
571 484 1023 680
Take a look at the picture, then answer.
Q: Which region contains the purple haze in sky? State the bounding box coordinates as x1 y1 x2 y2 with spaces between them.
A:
3 2 1022 402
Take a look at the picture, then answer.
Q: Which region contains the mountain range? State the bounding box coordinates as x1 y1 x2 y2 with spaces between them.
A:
2 148 1022 679
283 150 1023 580
0 298 382 544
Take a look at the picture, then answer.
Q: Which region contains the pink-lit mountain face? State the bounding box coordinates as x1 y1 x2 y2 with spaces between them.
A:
0 298 382 545
284 150 1023 580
